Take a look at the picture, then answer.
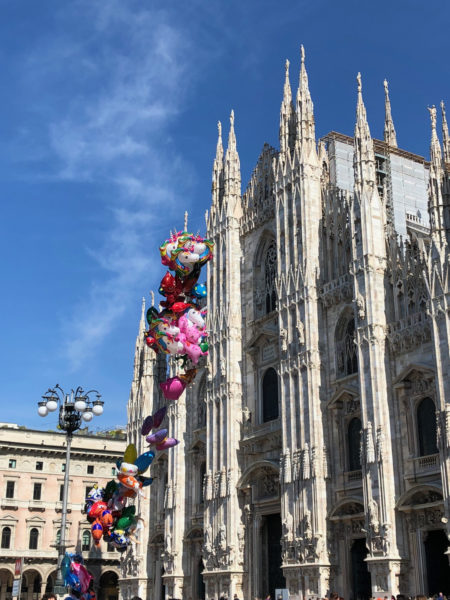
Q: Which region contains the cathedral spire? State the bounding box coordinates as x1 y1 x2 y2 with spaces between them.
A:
428 105 446 245
224 110 241 200
383 79 397 147
212 120 224 207
296 45 316 149
441 100 450 163
139 296 146 333
354 73 376 187
279 59 295 154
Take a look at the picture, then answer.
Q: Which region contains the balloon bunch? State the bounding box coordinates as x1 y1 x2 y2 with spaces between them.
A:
145 228 213 401
84 443 153 552
61 552 92 598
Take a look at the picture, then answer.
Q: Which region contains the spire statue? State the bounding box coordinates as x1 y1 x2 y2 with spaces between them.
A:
441 100 450 162
279 59 295 154
296 44 315 148
383 79 398 147
354 73 376 187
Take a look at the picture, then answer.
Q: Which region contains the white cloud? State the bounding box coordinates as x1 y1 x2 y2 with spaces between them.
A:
21 1 202 369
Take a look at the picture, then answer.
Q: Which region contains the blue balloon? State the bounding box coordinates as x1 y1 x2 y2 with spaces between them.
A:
134 451 155 473
192 283 207 299
140 477 153 487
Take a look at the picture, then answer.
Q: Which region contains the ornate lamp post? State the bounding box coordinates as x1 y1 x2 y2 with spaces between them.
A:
37 384 104 597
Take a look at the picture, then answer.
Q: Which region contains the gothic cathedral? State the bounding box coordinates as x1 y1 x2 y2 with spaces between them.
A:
122 48 450 600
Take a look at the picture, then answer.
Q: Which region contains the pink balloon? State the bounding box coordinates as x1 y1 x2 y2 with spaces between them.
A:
156 438 179 451
160 376 187 400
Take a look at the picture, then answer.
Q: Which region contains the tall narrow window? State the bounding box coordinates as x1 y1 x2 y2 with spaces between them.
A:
264 242 277 314
56 529 61 546
6 481 15 499
59 485 64 502
417 397 438 456
1 527 11 549
82 530 91 552
262 368 279 422
29 528 39 550
33 483 42 501
348 417 362 471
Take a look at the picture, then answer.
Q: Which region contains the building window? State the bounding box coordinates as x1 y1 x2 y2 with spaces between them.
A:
59 485 64 502
417 397 438 456
62 464 66 473
336 317 358 378
87 465 94 475
262 367 279 422
107 541 115 552
85 486 92 500
6 481 15 499
111 467 116 476
9 459 16 469
199 462 206 504
348 417 362 471
82 530 91 552
29 528 39 550
1 526 11 549
264 242 277 314
35 461 43 471
33 483 42 501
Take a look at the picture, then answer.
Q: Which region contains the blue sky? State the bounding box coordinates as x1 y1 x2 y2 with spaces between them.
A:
0 0 448 431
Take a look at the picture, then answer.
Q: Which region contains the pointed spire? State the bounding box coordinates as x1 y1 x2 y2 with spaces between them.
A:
212 120 224 207
296 45 316 148
383 79 397 147
441 100 450 162
184 211 188 232
224 110 241 199
354 73 376 187
428 105 446 245
279 59 295 154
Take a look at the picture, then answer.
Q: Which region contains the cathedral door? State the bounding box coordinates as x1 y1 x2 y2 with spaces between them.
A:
424 529 450 595
264 514 286 599
350 538 371 600
197 560 205 600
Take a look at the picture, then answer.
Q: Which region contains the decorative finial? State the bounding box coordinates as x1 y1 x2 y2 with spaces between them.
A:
204 209 209 227
285 58 290 73
357 72 362 92
218 121 222 138
428 105 437 130
300 45 305 64
184 211 188 232
150 291 155 307
383 79 388 93
230 110 235 127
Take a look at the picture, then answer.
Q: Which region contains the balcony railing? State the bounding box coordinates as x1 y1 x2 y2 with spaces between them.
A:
28 499 45 511
414 453 439 472
1 497 18 510
345 470 362 483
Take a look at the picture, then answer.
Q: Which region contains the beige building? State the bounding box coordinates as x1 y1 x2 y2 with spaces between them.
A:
0 423 125 600
122 49 450 600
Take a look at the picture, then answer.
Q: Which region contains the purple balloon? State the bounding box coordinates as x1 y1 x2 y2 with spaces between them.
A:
153 407 167 428
141 415 153 436
156 438 179 451
146 428 168 445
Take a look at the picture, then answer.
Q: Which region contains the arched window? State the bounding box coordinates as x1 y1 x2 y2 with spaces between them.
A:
264 242 277 314
82 530 91 552
262 368 279 422
197 379 206 428
1 526 11 549
29 527 39 550
336 317 358 377
417 397 438 456
199 462 206 504
348 417 362 471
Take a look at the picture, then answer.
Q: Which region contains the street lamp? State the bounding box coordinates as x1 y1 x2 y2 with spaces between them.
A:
38 384 104 597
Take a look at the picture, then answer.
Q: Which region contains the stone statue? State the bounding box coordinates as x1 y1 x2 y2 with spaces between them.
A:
280 327 288 352
218 524 227 551
204 524 212 555
368 498 380 534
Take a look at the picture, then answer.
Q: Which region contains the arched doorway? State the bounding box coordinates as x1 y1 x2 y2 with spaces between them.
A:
45 572 56 593
424 529 450 595
98 572 118 600
0 569 14 600
263 514 285 599
350 538 371 600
